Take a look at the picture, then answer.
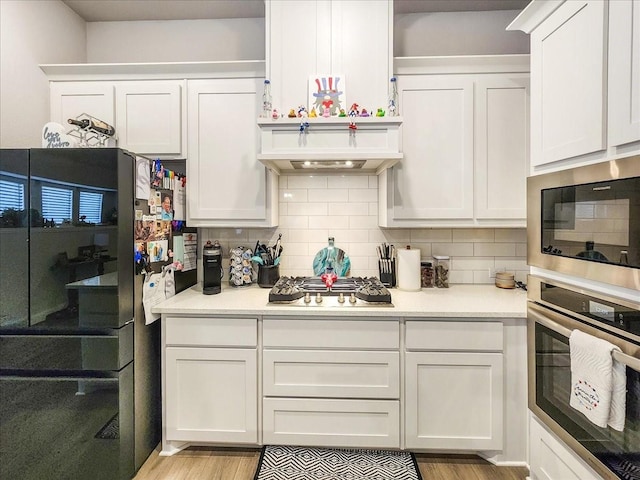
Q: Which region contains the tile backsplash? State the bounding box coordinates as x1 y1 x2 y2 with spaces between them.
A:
200 174 528 284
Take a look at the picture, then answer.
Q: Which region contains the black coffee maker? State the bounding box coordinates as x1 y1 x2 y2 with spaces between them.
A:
202 240 223 295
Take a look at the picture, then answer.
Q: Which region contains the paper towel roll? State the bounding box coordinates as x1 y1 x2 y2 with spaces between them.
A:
397 248 421 291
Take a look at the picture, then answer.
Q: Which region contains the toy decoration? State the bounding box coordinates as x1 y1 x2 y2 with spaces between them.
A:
309 108 317 118
271 109 280 119
388 77 398 116
310 75 345 116
297 105 308 117
348 103 359 132
338 109 346 117
360 108 370 117
376 108 386 117
288 109 297 118
261 79 272 118
298 106 309 133
299 121 310 133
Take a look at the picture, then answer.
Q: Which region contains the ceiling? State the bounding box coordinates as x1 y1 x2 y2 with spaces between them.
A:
62 0 530 22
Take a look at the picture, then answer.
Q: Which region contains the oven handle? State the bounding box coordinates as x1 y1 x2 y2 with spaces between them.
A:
529 306 640 372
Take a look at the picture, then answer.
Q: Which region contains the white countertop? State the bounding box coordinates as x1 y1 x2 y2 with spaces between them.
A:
153 282 527 318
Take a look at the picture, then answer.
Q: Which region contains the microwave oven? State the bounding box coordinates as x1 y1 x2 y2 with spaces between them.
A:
527 155 640 291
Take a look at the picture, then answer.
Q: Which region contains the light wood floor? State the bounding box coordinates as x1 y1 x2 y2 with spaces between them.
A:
134 445 529 480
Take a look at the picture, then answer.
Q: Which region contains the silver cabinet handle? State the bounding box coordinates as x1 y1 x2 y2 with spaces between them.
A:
528 304 640 372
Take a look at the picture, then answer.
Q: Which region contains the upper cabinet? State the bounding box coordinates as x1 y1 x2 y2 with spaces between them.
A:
115 81 185 157
379 57 529 227
508 0 640 172
266 0 392 114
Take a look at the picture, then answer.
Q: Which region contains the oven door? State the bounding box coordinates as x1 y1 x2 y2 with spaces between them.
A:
528 302 640 480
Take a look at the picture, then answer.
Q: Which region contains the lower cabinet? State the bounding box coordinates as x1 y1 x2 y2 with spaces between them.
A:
262 317 401 449
164 347 257 444
404 320 504 451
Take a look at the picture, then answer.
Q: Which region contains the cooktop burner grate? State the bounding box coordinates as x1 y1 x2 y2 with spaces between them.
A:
268 276 392 305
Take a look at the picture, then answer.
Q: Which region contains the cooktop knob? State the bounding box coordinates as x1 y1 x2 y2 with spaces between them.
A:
349 293 357 304
338 293 345 304
304 293 311 304
315 293 323 304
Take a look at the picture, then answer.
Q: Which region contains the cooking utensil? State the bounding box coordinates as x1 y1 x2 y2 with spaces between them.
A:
251 256 264 265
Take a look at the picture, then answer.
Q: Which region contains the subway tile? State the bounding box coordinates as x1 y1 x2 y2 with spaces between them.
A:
368 175 378 189
474 243 516 257
473 270 494 284
278 176 288 189
288 229 323 243
279 203 288 216
279 215 309 228
288 202 328 216
410 229 453 242
516 243 527 257
515 270 529 283
349 189 378 202
380 228 411 243
369 229 388 243
328 175 369 189
449 270 474 284
369 202 378 216
308 188 348 202
452 228 494 242
346 243 379 259
283 242 310 256
279 189 308 203
432 243 474 257
328 202 369 216
452 257 495 270
287 175 328 189
330 229 369 243
349 215 379 229
312 215 350 229
407 243 433 259
495 258 529 271
494 228 527 243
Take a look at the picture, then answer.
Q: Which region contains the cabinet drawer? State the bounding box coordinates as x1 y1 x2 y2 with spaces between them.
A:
263 398 400 449
164 316 257 347
263 350 399 399
406 320 503 351
263 318 399 349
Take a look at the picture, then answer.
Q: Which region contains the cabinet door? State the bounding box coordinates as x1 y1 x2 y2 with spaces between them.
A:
164 347 257 444
530 0 607 166
405 351 503 450
475 75 529 221
50 81 115 134
390 75 474 221
115 81 184 156
187 78 276 226
608 0 640 147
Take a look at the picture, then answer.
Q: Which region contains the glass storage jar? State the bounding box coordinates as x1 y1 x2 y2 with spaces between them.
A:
433 255 450 288
420 261 434 288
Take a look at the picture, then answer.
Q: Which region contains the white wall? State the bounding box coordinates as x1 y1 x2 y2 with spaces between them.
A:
202 173 528 285
395 10 529 57
87 18 265 63
0 0 86 148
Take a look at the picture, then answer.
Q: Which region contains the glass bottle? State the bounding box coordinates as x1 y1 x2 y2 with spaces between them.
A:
433 255 450 288
388 77 398 116
261 79 272 118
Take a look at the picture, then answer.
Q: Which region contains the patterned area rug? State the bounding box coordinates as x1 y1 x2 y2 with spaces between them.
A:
94 413 119 440
253 445 422 480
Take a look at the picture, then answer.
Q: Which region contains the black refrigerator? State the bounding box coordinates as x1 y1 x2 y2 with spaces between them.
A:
0 148 174 480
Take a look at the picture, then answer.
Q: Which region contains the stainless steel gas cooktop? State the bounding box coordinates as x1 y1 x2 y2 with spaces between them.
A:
268 276 393 307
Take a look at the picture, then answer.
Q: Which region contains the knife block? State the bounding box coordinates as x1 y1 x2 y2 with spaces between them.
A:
378 259 396 288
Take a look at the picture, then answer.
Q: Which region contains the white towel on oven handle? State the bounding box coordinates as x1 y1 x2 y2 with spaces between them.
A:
569 329 626 431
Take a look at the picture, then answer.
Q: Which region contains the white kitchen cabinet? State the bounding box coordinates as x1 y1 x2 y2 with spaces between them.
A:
530 0 607 167
380 57 529 227
529 415 601 480
262 317 400 449
50 82 115 145
266 0 392 113
608 0 640 148
115 80 185 157
161 316 258 453
404 320 504 451
187 78 278 227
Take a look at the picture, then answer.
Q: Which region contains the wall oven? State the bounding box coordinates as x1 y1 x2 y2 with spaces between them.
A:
527 155 640 291
528 275 640 480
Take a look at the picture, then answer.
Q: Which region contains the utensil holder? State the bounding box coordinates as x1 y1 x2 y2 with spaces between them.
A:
378 259 396 288
257 264 280 288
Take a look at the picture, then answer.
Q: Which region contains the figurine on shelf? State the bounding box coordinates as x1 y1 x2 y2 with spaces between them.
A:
348 103 359 131
299 121 310 133
271 109 280 119
376 108 386 117
338 109 346 117
299 106 309 133
322 106 331 118
297 105 308 117
360 108 370 117
321 95 333 116
288 109 297 118
309 107 317 118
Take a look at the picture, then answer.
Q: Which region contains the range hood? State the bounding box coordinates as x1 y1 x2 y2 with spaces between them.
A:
258 116 403 175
